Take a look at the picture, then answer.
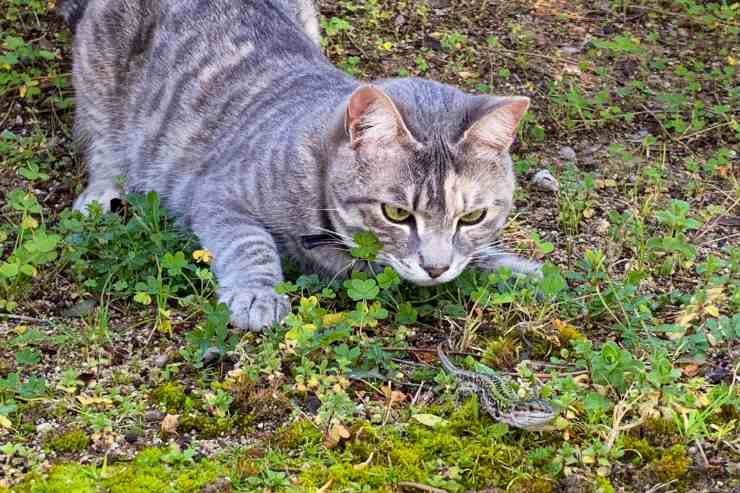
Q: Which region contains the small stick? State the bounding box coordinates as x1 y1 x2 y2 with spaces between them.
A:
0 313 52 324
694 439 710 470
398 481 448 493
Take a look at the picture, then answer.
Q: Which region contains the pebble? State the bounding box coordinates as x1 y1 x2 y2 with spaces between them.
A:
154 353 170 368
36 422 54 434
144 410 164 422
202 347 223 366
531 169 560 193
124 432 139 444
61 299 97 318
559 146 576 160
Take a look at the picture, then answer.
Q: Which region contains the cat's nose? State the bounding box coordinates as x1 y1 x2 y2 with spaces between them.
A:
423 264 450 279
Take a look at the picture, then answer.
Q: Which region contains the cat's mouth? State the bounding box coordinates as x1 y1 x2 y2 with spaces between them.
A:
300 233 344 250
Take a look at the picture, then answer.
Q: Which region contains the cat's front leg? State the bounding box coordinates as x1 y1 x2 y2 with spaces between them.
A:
474 253 543 278
192 214 290 332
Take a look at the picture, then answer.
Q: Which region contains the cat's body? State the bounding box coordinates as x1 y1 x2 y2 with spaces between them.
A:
61 0 541 331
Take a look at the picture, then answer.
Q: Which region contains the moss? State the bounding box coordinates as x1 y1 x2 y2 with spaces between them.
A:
272 419 323 450
11 448 229 493
621 435 659 463
594 476 616 493
648 444 690 482
176 413 235 438
11 464 97 493
44 429 91 454
150 382 189 413
482 336 519 369
510 478 554 493
632 417 681 448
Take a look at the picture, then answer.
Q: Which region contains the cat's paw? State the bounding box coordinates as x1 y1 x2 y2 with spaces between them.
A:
73 184 120 213
222 288 290 332
479 254 543 278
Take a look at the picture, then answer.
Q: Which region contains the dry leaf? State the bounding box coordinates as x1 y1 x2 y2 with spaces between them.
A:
704 305 720 318
0 415 12 429
160 414 180 436
324 423 350 449
680 363 700 377
77 395 113 409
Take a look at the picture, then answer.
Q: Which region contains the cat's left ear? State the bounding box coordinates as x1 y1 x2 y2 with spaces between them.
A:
344 85 416 150
459 96 529 160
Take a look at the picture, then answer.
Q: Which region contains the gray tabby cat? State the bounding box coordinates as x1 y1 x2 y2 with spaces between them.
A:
59 0 542 331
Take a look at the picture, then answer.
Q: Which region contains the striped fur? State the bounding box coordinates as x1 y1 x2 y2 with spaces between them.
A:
68 0 538 331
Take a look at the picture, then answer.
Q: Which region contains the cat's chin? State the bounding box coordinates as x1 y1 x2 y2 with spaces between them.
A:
410 277 450 287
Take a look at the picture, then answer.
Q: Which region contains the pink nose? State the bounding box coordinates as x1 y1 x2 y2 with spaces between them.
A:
423 265 450 279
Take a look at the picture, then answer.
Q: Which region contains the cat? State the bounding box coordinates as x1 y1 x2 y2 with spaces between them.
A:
59 0 542 331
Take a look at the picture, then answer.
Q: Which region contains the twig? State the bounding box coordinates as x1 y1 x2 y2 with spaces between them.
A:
383 346 475 357
398 481 448 493
626 5 739 28
639 104 694 155
699 232 740 246
411 381 425 406
694 439 710 470
0 313 52 324
678 121 734 142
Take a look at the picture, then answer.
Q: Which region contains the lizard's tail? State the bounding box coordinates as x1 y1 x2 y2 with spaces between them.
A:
57 0 90 32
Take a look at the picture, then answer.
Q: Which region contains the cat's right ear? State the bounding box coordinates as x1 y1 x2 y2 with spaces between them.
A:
344 85 415 150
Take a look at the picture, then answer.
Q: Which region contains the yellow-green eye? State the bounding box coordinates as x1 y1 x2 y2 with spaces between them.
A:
459 209 487 225
382 204 412 223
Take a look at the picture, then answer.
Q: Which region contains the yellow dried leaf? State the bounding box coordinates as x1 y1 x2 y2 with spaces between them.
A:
322 312 346 326
706 286 725 303
77 395 113 408
704 305 720 318
160 414 180 435
21 217 38 230
0 415 12 429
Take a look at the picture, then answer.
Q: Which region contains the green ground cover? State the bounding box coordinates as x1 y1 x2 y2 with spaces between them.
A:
0 0 738 491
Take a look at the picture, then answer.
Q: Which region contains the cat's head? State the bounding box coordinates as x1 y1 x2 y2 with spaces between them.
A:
326 79 528 286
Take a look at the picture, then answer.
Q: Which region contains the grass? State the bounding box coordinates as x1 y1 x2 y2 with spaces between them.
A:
1 0 739 491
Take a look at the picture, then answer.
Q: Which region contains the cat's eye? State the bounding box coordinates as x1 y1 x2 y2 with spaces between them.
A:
382 204 412 223
459 209 487 225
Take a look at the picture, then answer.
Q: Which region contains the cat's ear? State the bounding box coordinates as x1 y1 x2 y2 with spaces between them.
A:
460 96 529 160
344 85 415 149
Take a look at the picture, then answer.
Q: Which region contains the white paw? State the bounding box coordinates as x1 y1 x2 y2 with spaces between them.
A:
221 288 290 332
73 185 120 213
482 254 543 278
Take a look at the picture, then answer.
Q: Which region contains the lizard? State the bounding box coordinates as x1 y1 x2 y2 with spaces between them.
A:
437 344 555 431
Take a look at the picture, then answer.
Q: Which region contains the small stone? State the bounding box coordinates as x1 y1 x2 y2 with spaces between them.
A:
202 347 223 366
596 218 610 235
559 146 576 160
36 422 54 434
144 410 164 422
531 169 559 193
394 14 406 27
61 299 97 318
124 432 139 444
560 45 582 55
202 477 232 493
154 353 170 368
